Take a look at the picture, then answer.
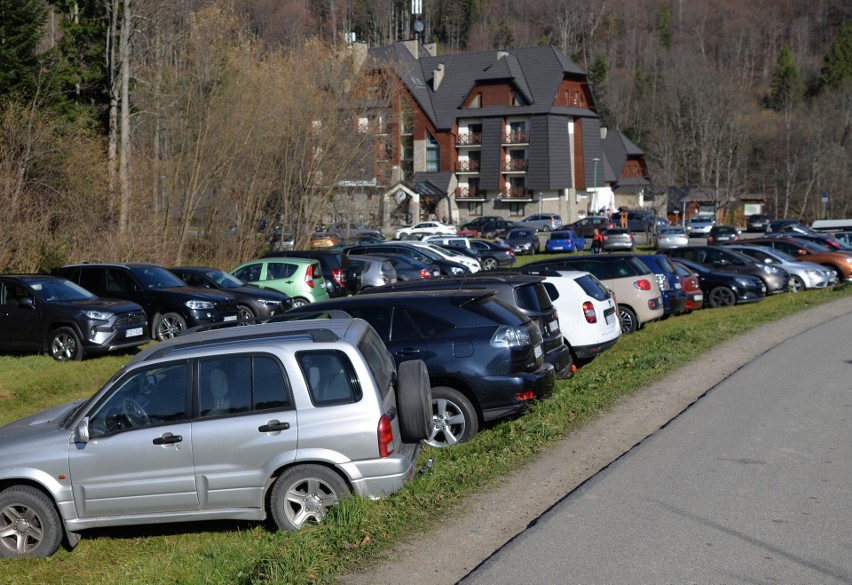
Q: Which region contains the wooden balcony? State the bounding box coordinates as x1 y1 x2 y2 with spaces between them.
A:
456 132 482 146
503 130 530 144
502 159 528 172
455 187 486 201
456 159 481 172
500 187 535 201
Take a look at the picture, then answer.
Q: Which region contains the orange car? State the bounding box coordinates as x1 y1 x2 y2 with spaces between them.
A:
740 238 852 282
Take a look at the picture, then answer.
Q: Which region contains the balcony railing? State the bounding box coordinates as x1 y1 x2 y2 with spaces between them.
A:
455 187 486 200
502 159 528 172
456 132 482 146
500 186 535 200
504 130 530 144
456 159 481 172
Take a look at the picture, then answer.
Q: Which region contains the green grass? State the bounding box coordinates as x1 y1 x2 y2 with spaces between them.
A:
1 285 850 583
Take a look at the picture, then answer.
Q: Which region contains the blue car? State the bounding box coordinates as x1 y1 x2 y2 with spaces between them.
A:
633 254 688 316
544 229 586 253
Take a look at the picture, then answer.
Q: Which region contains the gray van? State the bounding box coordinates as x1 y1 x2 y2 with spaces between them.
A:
519 213 563 232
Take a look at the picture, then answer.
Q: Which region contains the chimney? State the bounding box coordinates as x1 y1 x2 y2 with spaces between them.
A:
433 63 445 91
403 40 420 59
497 50 509 60
600 127 608 140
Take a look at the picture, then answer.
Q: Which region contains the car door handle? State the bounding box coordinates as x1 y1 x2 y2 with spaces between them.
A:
258 420 290 433
396 348 422 357
153 432 183 445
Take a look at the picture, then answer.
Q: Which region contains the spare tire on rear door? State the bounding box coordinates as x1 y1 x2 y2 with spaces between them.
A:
396 359 431 442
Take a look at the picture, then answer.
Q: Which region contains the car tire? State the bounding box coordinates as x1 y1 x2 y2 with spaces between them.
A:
425 386 478 448
396 359 432 442
618 306 638 334
482 257 498 271
153 312 187 341
827 264 844 283
237 304 257 325
290 297 310 308
48 327 83 362
707 286 736 307
269 464 350 532
789 275 805 293
0 485 64 559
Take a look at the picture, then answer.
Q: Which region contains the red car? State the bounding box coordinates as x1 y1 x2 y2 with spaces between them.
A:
672 261 704 312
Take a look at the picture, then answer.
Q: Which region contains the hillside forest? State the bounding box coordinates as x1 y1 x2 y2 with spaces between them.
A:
1 0 851 272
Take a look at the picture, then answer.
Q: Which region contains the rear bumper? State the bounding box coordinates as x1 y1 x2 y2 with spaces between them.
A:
573 336 619 359
347 442 421 498
544 342 574 380
479 362 556 421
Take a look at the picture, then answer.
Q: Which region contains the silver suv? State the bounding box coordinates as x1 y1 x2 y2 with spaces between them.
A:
0 318 430 558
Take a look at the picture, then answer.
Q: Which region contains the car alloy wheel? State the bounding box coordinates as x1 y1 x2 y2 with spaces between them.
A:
618 306 638 334
708 286 736 307
789 275 804 293
270 464 350 531
482 257 498 271
154 312 187 341
48 327 83 361
0 486 64 559
425 386 478 447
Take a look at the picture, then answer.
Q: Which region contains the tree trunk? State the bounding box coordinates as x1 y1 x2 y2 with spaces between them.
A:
118 0 132 233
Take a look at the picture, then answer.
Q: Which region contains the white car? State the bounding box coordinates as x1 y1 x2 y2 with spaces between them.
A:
538 270 621 360
406 241 482 273
394 221 457 240
685 215 715 236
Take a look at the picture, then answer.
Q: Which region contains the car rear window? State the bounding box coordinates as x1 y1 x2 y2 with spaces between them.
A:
513 282 554 313
625 257 652 275
463 295 528 326
357 327 394 399
574 274 609 301
655 255 677 274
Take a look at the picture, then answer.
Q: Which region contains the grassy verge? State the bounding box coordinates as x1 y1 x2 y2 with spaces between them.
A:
2 284 850 584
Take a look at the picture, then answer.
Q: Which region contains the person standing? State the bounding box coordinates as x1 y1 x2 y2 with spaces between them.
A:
591 228 604 253
620 210 629 230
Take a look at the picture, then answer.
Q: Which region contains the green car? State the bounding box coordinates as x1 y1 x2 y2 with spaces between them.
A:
231 257 330 307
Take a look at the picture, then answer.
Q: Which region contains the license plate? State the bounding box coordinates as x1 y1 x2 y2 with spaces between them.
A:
126 327 143 337
605 313 614 325
552 246 564 250
549 319 559 333
224 315 237 322
694 294 703 301
534 344 543 359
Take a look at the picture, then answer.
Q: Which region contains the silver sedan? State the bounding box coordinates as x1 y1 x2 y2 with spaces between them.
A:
725 244 837 291
654 226 689 249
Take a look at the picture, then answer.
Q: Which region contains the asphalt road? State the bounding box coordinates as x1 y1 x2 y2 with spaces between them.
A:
462 312 852 584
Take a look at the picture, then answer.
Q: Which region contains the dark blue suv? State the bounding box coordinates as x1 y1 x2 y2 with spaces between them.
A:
285 290 556 448
632 254 688 316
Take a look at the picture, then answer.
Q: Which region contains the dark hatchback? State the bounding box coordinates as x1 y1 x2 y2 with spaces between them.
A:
169 266 292 323
468 239 516 270
671 258 766 307
262 250 361 298
504 228 540 255
660 245 790 294
0 275 148 361
378 254 441 281
285 290 555 447
53 262 239 341
358 273 574 380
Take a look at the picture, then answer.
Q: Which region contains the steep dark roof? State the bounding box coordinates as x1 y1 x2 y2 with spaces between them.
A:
368 43 594 130
409 172 453 195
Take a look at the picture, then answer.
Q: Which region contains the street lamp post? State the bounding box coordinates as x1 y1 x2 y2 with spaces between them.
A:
591 158 599 215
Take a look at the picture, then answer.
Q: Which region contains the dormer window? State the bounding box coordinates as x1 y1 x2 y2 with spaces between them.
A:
512 90 528 106
469 92 482 108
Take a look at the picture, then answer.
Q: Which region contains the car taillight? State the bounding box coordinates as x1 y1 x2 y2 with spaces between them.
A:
305 264 315 288
507 250 514 256
418 268 430 279
708 235 714 243
634 279 652 290
655 273 670 291
377 414 394 457
491 325 532 348
582 301 597 323
331 268 345 286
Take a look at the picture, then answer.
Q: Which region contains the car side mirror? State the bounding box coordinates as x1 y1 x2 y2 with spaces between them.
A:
75 417 90 444
18 297 36 310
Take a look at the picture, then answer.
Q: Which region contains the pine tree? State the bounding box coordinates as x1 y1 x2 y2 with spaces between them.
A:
821 21 852 91
768 45 803 111
0 0 48 97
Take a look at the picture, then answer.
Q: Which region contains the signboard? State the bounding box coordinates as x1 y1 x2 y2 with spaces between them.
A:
821 191 829 204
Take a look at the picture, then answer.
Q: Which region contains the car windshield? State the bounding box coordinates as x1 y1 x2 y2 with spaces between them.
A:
205 269 244 289
509 230 532 238
30 278 97 302
660 228 685 236
130 266 187 289
792 239 828 252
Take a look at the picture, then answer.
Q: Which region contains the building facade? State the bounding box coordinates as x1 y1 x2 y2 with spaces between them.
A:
352 40 651 229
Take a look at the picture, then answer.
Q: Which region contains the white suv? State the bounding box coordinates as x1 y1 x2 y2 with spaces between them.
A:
537 270 621 360
0 318 430 558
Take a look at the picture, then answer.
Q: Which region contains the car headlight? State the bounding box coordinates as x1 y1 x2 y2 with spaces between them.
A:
805 269 820 277
450 266 465 274
761 264 780 274
735 278 752 287
83 310 113 321
257 298 281 306
185 299 215 310
845 257 852 265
